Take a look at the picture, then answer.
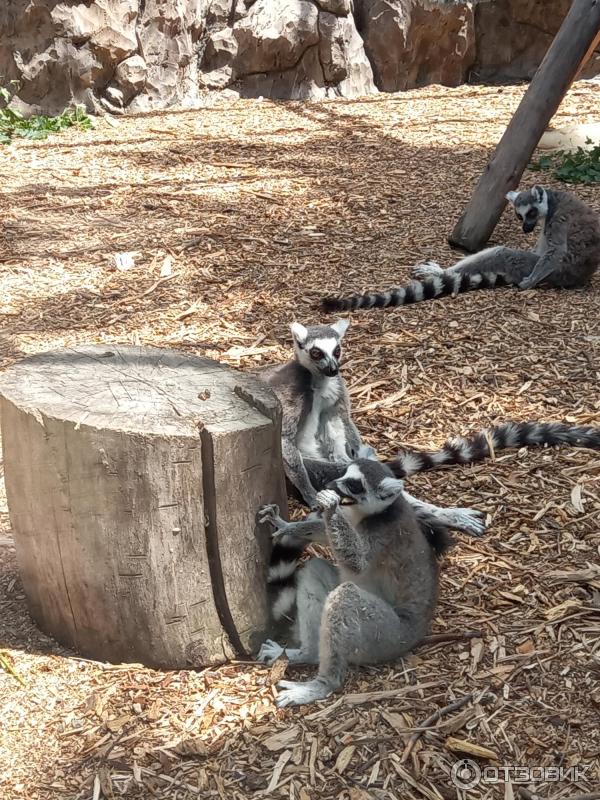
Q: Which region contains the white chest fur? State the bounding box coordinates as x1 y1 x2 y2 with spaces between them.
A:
297 377 348 460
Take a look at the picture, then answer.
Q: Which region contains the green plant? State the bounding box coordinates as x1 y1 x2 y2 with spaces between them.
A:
530 139 600 184
0 80 92 144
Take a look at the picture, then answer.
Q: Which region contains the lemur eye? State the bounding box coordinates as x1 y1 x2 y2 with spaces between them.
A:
309 347 323 360
333 346 341 359
344 478 364 495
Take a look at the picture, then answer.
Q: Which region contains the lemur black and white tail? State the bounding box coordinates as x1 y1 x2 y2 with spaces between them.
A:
320 247 544 313
321 261 512 313
388 422 600 479
267 538 304 623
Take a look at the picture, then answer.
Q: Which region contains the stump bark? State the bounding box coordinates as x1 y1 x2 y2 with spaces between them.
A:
0 345 287 669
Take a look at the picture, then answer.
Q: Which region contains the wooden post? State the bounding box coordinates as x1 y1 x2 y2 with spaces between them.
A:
0 346 287 669
450 0 600 252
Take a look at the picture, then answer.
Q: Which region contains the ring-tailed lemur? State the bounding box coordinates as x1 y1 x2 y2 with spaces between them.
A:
257 459 451 707
259 319 360 510
260 320 600 494
320 185 600 312
259 320 486 538
260 448 487 625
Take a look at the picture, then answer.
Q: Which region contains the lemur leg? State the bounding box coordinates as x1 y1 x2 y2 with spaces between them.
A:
281 437 319 508
413 247 538 286
519 253 565 289
276 583 418 707
258 558 339 666
402 492 486 538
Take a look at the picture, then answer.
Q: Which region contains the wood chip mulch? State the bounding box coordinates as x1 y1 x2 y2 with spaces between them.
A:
0 82 599 800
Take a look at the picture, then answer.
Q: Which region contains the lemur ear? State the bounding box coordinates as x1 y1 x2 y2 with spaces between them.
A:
532 184 544 203
331 318 349 338
290 322 308 344
505 190 519 204
377 477 404 500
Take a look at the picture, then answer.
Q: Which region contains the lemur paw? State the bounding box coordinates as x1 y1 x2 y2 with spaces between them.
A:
257 639 286 664
411 260 443 279
357 444 378 461
447 508 487 537
316 489 340 513
257 504 289 536
518 277 534 290
275 678 332 708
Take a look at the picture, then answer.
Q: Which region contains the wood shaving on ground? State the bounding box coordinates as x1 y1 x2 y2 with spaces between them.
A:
0 82 599 799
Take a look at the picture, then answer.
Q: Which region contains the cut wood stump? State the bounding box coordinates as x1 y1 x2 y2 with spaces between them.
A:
0 345 287 669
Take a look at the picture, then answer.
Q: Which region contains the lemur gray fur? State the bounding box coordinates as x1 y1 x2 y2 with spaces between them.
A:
257 458 451 707
258 320 487 536
259 319 600 501
320 186 600 312
261 446 483 625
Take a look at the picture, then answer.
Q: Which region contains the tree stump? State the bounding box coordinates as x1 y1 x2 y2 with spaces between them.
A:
0 345 287 669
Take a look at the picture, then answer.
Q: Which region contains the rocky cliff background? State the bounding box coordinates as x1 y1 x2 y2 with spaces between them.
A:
1 0 599 115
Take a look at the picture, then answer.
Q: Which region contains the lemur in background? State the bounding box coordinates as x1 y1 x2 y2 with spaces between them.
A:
260 318 600 492
321 186 600 312
258 459 450 707
259 319 486 535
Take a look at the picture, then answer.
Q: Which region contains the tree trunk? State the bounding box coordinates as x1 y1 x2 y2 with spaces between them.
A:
450 0 600 252
0 345 287 669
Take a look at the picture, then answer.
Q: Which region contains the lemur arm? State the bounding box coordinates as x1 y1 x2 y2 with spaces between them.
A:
519 220 568 289
402 491 486 538
316 490 370 573
339 395 363 458
281 436 319 508
259 505 328 547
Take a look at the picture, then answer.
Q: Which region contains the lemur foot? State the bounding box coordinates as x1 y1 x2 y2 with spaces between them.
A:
316 489 340 515
257 504 289 538
518 276 535 290
444 508 487 537
411 260 443 279
357 443 378 461
276 678 333 708
256 639 286 664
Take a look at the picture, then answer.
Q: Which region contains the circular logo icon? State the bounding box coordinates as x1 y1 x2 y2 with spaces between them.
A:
451 759 481 790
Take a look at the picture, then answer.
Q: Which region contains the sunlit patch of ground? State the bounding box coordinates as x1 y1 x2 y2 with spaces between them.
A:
1 82 599 799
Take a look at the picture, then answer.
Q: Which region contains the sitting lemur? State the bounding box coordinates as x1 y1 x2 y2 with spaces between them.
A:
321 185 600 313
256 319 600 705
258 459 451 707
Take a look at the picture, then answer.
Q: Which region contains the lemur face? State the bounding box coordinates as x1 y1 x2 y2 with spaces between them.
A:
290 319 349 377
506 185 548 234
326 459 404 517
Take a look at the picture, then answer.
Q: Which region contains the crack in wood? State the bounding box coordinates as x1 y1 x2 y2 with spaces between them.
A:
200 427 248 660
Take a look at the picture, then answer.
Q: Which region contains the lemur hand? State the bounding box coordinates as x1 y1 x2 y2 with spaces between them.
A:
316 489 340 518
257 504 289 539
518 276 535 290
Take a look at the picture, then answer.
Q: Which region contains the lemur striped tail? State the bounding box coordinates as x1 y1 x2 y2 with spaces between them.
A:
321 269 509 312
388 422 600 479
267 538 304 622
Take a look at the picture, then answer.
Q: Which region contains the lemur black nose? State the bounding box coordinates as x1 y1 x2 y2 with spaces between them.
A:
324 365 338 377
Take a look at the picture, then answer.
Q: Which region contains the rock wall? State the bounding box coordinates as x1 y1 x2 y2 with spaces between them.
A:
355 1 475 92
473 0 600 81
1 0 598 114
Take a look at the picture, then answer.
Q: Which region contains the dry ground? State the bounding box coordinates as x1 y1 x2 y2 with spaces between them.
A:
0 82 599 800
